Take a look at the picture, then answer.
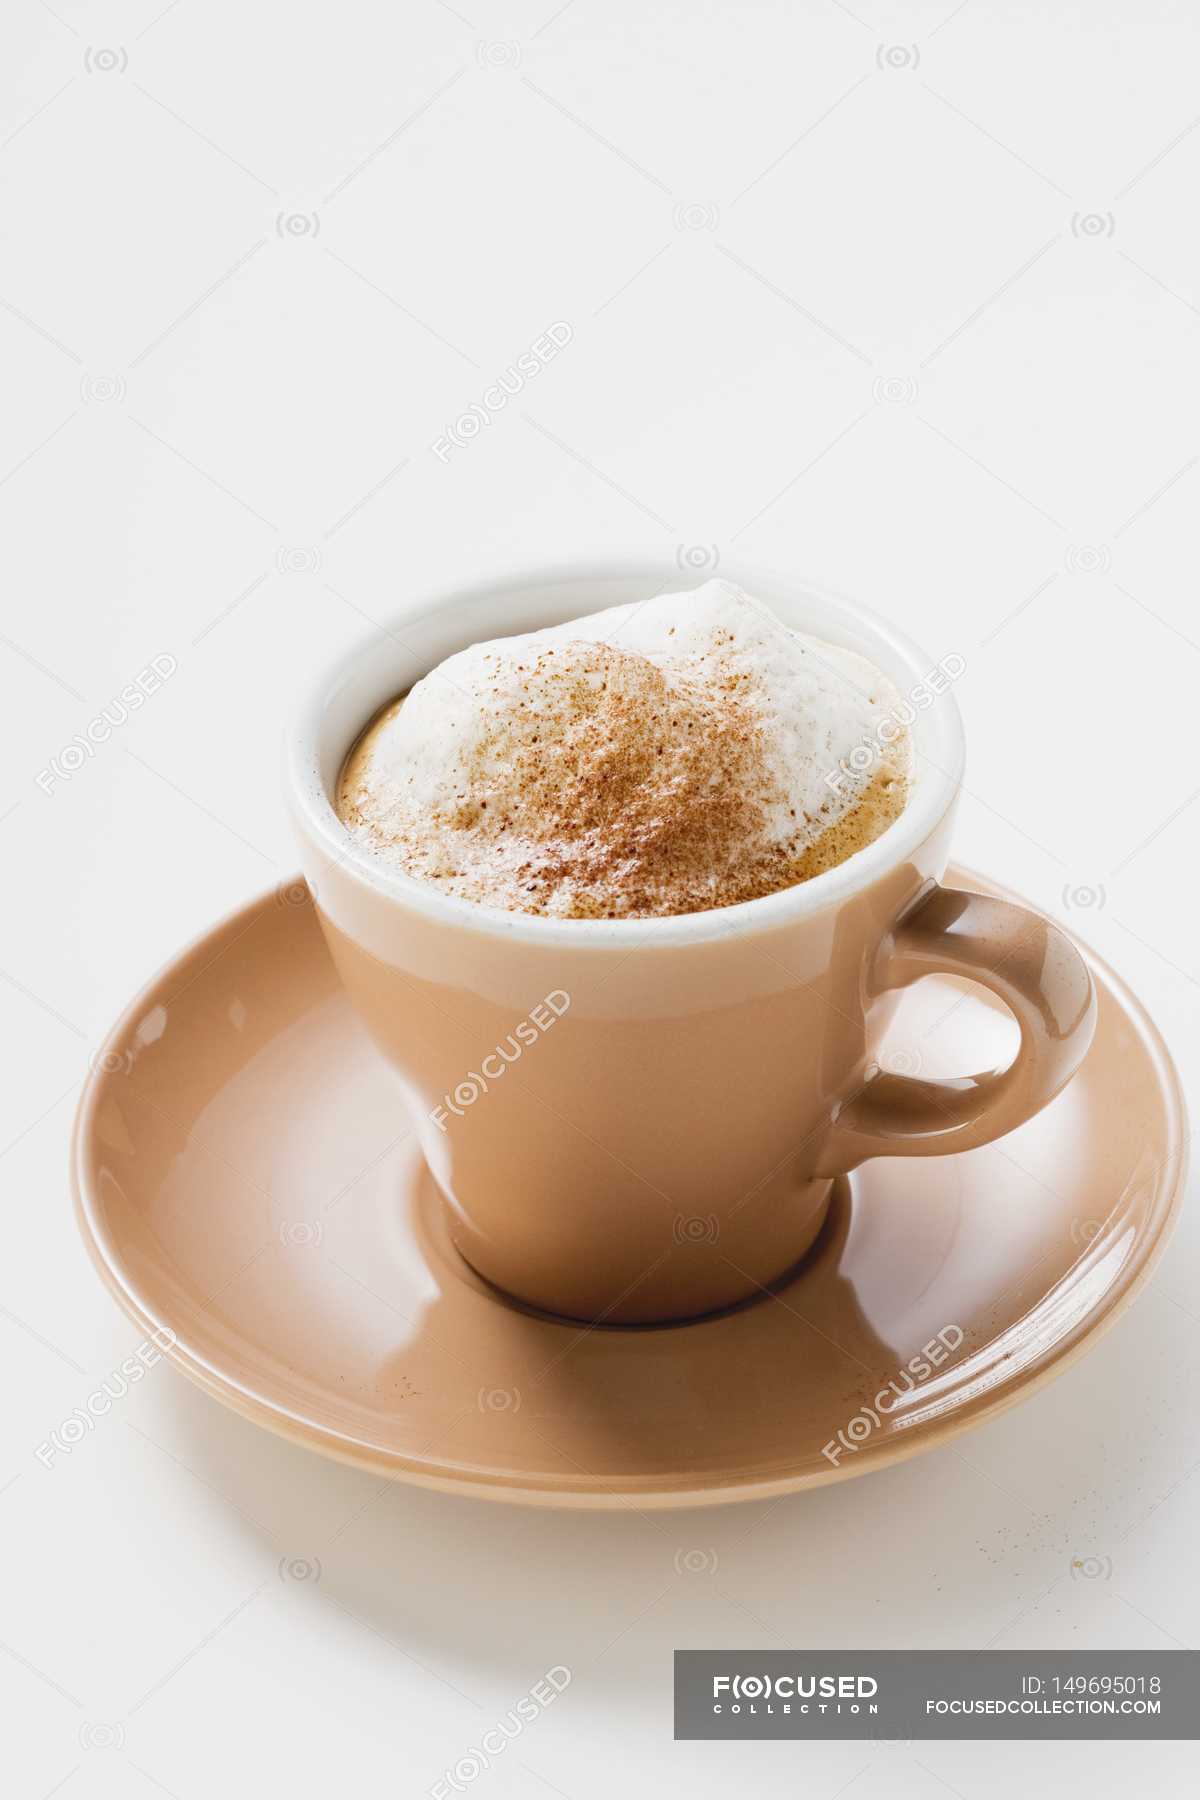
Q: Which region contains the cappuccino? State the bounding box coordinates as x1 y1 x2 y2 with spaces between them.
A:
336 580 911 918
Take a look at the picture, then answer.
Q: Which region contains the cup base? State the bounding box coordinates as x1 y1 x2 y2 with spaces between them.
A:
440 1180 837 1327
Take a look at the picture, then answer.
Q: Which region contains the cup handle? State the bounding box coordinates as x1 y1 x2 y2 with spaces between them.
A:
817 882 1097 1174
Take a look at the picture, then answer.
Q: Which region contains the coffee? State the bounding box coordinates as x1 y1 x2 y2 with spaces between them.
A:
336 580 911 919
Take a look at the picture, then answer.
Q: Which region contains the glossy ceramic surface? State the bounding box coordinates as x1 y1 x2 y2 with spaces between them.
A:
289 560 1095 1321
73 869 1185 1508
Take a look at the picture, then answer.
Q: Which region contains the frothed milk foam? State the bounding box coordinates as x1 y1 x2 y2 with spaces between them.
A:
336 580 911 919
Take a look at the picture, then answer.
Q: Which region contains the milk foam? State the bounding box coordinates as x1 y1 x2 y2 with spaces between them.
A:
337 580 911 918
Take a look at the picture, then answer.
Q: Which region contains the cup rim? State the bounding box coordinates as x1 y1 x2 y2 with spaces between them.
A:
287 555 965 947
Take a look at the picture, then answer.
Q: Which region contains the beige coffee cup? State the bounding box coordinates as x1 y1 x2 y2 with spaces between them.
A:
288 560 1095 1324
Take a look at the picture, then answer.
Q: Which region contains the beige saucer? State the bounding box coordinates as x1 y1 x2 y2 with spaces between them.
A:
73 868 1186 1509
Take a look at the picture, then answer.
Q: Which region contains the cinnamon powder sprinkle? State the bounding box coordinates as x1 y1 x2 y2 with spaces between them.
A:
338 636 909 920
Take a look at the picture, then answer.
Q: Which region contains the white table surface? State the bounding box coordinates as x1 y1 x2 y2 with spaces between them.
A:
3 1 1199 1793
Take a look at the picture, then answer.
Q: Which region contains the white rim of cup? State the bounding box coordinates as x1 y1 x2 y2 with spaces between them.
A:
286 556 966 949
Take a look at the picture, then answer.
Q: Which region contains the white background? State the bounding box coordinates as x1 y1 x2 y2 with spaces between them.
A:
3 0 1199 1794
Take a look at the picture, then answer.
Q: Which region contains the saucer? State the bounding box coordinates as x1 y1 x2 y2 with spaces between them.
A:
73 867 1186 1509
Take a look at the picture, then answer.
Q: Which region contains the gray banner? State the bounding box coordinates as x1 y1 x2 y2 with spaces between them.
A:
674 1651 1200 1740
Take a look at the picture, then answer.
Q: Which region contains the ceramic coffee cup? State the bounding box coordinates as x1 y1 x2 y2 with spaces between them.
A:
288 559 1096 1324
